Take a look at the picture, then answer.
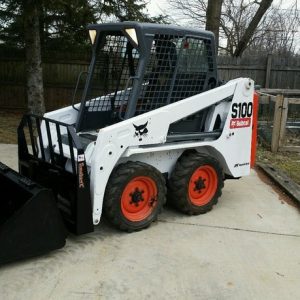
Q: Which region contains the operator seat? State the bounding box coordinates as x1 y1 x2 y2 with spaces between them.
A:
141 35 178 113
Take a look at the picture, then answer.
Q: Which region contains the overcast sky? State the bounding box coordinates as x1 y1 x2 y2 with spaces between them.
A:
148 0 168 16
147 0 297 17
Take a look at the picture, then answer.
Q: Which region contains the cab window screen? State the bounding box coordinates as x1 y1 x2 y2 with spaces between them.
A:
85 33 139 113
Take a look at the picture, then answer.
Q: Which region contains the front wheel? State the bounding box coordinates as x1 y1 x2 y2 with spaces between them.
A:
168 152 224 215
103 161 166 232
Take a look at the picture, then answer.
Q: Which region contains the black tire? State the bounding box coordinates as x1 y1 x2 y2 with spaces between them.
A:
168 152 223 215
103 161 166 232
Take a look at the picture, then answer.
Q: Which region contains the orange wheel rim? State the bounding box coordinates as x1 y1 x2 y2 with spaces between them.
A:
188 165 218 206
121 176 158 222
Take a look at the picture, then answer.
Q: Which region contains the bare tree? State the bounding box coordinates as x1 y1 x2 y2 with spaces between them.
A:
168 0 207 26
219 0 299 56
168 0 285 57
219 0 269 55
233 0 273 56
24 0 45 115
205 0 223 49
248 3 300 55
219 0 259 55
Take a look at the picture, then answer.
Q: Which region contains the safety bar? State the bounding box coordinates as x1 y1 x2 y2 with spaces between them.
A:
72 71 88 111
18 114 83 175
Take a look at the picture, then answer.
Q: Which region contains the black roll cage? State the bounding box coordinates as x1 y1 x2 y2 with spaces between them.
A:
75 22 218 132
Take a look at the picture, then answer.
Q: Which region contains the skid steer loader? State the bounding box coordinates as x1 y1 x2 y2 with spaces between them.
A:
0 22 258 264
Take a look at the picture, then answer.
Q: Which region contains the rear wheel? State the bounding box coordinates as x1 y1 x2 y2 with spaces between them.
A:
104 162 166 232
168 152 223 215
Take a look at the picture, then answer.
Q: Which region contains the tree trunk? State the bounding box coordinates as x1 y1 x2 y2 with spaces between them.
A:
205 0 223 51
23 0 45 115
233 0 273 57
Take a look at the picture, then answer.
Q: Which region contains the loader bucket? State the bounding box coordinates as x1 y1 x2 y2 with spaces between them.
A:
0 163 67 265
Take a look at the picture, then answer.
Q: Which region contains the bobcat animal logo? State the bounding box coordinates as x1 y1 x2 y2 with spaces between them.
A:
133 121 148 141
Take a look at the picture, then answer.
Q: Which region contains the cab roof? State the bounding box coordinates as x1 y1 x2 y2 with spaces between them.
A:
87 22 214 39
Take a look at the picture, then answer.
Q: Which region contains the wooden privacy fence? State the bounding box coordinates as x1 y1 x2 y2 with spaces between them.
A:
0 56 90 111
217 55 300 89
0 53 300 111
258 89 300 153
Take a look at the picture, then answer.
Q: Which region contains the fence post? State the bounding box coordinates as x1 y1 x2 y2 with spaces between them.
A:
278 97 289 149
265 54 272 88
271 94 284 152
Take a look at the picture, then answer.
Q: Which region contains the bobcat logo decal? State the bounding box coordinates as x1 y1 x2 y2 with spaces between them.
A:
133 121 148 141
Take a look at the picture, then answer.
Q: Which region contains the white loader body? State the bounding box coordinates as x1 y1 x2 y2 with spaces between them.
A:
43 77 255 225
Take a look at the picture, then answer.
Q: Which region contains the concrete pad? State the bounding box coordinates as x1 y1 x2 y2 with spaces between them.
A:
0 144 299 300
161 174 300 236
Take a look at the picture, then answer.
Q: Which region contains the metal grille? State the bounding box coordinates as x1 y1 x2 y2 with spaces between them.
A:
85 33 139 113
257 96 275 146
19 114 82 174
137 35 211 115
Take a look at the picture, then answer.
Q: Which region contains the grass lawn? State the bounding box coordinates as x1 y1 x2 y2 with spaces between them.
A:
257 146 300 185
0 109 299 185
